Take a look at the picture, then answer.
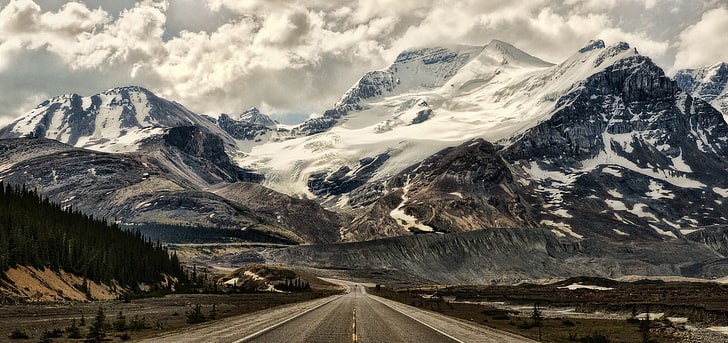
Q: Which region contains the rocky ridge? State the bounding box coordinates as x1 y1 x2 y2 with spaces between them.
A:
675 62 728 119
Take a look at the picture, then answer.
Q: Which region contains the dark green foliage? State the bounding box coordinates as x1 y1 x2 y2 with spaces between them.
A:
9 328 29 339
38 329 57 343
65 320 82 339
276 277 311 292
209 304 217 320
562 319 576 326
119 333 131 341
86 307 107 342
113 311 127 332
186 304 207 324
126 223 298 245
0 182 185 287
128 315 149 331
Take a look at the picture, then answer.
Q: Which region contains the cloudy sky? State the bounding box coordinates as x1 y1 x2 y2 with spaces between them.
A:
0 0 726 125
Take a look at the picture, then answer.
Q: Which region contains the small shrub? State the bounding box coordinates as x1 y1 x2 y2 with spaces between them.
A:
9 328 29 339
128 315 149 331
186 304 207 324
38 330 54 343
119 333 131 341
562 319 576 326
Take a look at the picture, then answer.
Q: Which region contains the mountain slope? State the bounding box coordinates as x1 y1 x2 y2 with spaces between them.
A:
241 39 561 198
0 183 185 301
263 228 728 285
338 42 728 242
0 86 233 153
0 138 339 244
675 62 728 121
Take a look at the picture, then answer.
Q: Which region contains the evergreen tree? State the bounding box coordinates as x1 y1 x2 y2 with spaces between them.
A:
0 182 186 289
113 311 127 332
87 307 107 342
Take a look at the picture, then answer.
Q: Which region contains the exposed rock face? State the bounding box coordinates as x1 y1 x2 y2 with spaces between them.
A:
500 52 728 240
344 139 538 240
307 153 390 198
214 182 349 244
675 62 728 116
216 108 276 141
263 228 728 285
153 126 263 184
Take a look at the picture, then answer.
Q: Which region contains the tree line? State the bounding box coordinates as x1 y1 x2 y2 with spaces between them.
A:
0 182 185 289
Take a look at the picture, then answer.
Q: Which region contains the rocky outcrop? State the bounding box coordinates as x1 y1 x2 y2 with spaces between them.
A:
214 182 349 244
263 228 727 285
675 62 728 115
307 153 390 198
157 126 263 184
216 108 276 141
344 139 539 240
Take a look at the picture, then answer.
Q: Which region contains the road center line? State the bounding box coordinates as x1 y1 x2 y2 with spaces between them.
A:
352 292 358 342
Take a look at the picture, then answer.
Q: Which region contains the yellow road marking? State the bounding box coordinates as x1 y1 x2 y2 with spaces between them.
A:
352 295 358 341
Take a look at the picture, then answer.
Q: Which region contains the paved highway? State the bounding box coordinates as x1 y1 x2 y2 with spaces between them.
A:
142 279 535 343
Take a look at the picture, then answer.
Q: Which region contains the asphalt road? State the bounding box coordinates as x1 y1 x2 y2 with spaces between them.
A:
142 279 535 343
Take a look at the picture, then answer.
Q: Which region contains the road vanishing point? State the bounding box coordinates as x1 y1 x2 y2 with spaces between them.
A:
142 279 535 343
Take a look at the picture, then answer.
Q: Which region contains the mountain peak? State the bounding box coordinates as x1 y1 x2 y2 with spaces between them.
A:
101 85 153 95
239 107 275 127
481 39 553 67
579 39 605 53
242 107 261 116
393 44 483 66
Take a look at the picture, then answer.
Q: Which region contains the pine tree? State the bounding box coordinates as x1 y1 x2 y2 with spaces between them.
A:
87 307 107 342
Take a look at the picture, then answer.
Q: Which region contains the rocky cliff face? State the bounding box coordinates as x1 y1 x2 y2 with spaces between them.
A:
263 228 728 285
675 62 728 118
343 139 538 241
501 51 728 240
216 108 276 141
148 126 263 185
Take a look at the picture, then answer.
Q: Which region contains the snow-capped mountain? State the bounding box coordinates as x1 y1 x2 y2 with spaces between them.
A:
0 86 232 153
238 39 728 242
3 38 728 285
675 62 728 121
215 107 280 151
2 38 728 247
240 40 645 200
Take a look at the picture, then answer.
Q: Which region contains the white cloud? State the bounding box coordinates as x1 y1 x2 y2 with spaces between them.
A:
0 0 725 123
673 6 728 71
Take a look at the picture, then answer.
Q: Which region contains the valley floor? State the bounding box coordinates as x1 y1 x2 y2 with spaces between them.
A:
369 280 728 343
0 290 339 342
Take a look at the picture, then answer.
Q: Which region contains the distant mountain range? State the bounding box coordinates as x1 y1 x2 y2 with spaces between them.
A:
2 38 728 284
